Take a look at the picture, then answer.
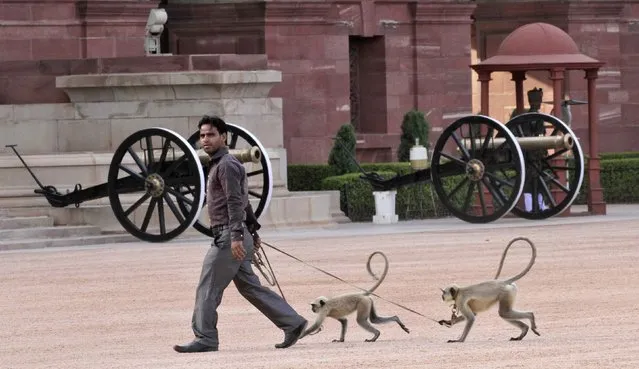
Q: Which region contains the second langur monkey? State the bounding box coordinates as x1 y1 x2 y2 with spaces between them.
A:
438 237 540 343
298 251 410 343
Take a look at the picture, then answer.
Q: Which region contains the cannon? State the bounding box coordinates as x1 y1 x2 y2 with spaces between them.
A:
358 112 584 223
6 123 273 242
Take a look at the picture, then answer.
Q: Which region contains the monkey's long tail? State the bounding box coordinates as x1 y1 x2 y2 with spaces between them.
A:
494 237 537 284
261 240 441 324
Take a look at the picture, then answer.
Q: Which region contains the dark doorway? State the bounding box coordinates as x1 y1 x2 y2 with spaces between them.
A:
348 36 388 134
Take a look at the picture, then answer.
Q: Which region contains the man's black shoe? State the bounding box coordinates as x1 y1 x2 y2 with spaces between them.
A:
275 320 308 349
173 341 218 353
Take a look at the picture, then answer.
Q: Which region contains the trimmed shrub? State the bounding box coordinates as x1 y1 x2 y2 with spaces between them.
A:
397 110 430 162
328 123 359 175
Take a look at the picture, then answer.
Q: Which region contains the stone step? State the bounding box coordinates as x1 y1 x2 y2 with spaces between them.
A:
0 215 54 229
0 233 138 251
0 189 348 251
0 225 101 240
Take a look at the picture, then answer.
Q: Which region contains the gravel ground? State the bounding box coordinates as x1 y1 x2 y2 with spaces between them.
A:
1 215 639 369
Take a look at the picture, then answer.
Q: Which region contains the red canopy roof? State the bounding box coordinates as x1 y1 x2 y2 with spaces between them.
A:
472 22 603 71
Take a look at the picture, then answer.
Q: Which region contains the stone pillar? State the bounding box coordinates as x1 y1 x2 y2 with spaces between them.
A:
414 1 477 128
511 71 526 115
585 68 606 215
478 71 492 115
549 68 565 119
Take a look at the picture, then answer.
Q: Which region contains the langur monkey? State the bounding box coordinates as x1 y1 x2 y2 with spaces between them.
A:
438 237 540 343
299 251 410 342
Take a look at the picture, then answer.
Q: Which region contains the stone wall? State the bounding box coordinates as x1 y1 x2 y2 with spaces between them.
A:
0 0 161 62
163 0 477 164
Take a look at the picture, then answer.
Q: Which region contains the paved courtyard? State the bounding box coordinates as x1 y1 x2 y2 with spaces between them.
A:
1 205 638 368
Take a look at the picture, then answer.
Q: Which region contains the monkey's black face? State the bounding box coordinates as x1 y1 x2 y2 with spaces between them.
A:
310 297 327 313
440 286 457 303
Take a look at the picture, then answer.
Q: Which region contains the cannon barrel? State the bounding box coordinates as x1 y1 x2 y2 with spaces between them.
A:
197 146 261 166
461 134 574 151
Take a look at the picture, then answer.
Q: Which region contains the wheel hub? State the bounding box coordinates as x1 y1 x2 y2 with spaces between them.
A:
145 173 165 198
465 159 485 182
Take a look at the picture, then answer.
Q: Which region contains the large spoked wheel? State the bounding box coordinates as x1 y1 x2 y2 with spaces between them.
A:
505 112 585 219
430 115 525 223
107 128 205 242
185 123 274 238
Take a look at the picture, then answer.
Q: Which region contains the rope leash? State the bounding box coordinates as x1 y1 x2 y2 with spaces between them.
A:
260 240 441 324
252 246 287 301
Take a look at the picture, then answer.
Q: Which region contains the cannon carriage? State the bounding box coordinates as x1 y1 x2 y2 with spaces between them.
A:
7 111 584 242
7 123 273 243
361 112 584 223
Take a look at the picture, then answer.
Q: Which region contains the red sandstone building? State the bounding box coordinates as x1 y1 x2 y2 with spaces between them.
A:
1 0 638 164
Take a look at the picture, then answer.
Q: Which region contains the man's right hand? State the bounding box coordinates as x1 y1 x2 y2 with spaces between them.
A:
253 234 261 250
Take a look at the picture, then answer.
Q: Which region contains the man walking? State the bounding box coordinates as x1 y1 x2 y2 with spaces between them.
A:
173 115 307 353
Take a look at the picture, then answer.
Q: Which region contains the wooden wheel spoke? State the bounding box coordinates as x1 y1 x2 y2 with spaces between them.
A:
247 169 264 177
462 181 476 213
249 190 262 199
440 152 467 167
161 154 187 177
483 170 515 189
546 148 568 161
476 181 488 215
547 176 570 194
479 127 495 157
141 198 157 232
538 178 557 208
145 135 155 171
156 138 172 170
447 177 469 200
124 193 151 217
117 164 146 183
165 186 193 205
481 177 507 208
157 197 166 235
549 165 575 171
467 123 477 158
229 132 239 149
163 191 185 224
127 147 149 176
451 131 471 161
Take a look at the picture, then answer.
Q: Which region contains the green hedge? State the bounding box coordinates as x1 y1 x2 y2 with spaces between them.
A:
287 164 340 191
575 157 639 204
288 162 415 192
319 171 450 222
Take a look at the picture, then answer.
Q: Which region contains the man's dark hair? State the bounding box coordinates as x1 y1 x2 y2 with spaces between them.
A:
198 115 227 135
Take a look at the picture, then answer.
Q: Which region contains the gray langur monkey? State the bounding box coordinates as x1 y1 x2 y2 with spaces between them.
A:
298 251 410 343
438 237 540 343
